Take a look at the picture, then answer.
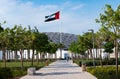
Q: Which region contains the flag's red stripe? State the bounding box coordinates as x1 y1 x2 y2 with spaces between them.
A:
55 11 59 19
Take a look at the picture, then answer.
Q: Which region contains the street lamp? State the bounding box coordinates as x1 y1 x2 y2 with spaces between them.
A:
88 29 95 67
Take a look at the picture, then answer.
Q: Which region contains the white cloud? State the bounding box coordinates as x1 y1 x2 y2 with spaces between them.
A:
71 4 85 10
0 0 58 28
0 0 98 35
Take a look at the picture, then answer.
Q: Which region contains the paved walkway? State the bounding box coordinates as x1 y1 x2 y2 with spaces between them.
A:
20 60 97 79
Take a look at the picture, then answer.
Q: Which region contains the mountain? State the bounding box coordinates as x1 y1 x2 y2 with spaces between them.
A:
44 32 78 49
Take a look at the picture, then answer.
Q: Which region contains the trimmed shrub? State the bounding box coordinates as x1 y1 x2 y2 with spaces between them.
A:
74 58 120 67
87 66 120 79
0 68 13 79
0 67 27 79
11 67 27 77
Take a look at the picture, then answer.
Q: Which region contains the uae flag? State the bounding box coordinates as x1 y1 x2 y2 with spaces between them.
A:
45 11 60 22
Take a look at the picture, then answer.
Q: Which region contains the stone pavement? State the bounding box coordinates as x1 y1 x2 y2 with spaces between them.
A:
20 60 97 79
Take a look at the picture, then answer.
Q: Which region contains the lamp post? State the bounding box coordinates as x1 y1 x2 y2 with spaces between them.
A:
88 29 95 67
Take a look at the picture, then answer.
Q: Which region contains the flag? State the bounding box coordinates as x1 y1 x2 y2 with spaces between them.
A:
45 11 59 22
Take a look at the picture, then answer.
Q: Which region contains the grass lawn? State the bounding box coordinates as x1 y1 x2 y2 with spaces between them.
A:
0 59 55 79
0 61 44 68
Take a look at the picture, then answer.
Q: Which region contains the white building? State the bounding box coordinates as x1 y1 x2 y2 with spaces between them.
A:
0 48 120 60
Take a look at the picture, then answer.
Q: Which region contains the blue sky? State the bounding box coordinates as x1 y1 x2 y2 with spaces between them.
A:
0 0 120 35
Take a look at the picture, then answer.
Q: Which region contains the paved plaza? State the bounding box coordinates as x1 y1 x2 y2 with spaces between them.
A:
20 60 97 79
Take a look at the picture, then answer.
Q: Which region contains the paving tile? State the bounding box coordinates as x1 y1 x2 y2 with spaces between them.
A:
20 60 97 79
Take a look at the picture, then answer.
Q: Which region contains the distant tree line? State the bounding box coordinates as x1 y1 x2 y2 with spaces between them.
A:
0 22 62 68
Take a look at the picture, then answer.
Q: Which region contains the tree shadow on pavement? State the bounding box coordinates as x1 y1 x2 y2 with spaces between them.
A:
34 71 82 76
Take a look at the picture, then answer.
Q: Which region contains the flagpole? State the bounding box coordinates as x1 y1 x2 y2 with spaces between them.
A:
44 11 61 59
59 11 62 59
59 21 62 59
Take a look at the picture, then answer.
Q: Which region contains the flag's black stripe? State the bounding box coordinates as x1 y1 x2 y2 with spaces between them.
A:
45 18 56 22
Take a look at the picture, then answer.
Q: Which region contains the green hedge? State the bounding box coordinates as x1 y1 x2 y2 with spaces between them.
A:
74 58 120 66
87 66 120 79
0 68 13 79
0 67 28 79
12 67 27 77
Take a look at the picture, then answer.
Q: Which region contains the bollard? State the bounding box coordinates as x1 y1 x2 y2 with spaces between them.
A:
45 60 49 66
27 67 36 75
79 62 81 67
82 62 86 71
